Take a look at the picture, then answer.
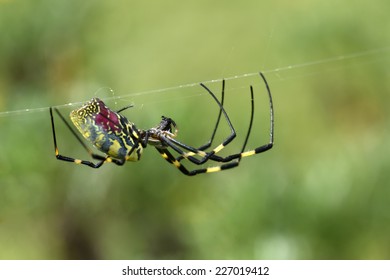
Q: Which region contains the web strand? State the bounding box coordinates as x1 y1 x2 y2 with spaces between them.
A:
0 46 389 118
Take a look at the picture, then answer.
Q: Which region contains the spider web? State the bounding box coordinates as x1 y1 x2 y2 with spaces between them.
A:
0 45 389 118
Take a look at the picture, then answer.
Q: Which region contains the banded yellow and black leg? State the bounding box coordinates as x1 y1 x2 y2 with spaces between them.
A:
174 79 227 162
156 147 240 176
164 80 237 165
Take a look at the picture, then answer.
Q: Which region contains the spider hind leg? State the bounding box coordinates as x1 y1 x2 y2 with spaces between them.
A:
50 107 125 168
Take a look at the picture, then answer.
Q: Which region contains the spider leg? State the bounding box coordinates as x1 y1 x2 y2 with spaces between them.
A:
193 79 226 151
168 80 236 165
174 80 225 163
234 72 274 160
170 79 254 165
116 104 133 114
155 147 238 176
50 107 125 168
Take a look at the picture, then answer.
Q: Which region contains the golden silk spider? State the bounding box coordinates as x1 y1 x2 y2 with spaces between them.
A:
50 72 274 176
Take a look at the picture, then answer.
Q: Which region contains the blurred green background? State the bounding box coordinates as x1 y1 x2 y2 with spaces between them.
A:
1 0 390 259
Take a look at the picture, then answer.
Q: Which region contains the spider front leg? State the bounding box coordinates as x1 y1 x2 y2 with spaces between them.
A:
174 80 226 164
191 79 226 151
169 80 237 165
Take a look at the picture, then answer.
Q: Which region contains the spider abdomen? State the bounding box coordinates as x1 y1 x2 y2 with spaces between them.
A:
70 98 143 161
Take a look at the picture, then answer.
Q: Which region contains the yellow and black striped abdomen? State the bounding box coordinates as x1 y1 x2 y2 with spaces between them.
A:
70 98 142 161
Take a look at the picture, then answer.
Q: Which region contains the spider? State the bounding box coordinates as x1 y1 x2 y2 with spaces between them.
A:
49 72 274 176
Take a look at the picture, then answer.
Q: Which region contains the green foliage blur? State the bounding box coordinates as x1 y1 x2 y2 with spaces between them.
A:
0 0 390 259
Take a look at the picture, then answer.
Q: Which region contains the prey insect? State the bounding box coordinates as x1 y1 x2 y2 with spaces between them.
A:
50 72 274 176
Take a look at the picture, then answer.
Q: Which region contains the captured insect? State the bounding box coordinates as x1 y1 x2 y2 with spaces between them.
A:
49 72 274 176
